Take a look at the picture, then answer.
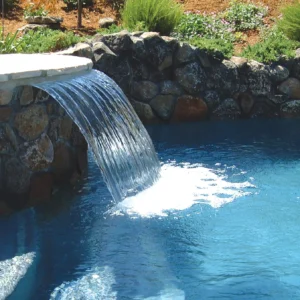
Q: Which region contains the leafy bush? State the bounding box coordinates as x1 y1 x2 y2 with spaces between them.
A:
190 37 234 58
172 13 235 42
223 0 267 31
104 0 124 11
277 2 300 41
122 0 183 35
0 29 19 54
24 4 48 17
241 27 300 63
18 28 83 53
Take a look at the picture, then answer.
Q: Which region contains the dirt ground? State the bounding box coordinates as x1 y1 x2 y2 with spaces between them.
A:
1 0 296 48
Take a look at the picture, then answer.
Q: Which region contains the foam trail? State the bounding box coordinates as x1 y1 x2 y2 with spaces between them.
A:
110 163 255 217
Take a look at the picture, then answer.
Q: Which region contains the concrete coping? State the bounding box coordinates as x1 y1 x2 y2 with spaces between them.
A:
0 54 93 89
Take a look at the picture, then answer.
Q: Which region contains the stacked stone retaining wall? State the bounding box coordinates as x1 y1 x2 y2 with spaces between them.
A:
61 31 300 122
0 86 87 214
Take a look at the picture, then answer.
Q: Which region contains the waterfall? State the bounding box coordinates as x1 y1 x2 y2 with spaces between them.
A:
34 70 160 202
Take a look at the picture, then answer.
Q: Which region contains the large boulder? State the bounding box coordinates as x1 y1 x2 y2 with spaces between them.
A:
172 95 208 122
14 105 49 141
132 100 157 123
175 62 206 94
131 81 159 103
278 78 300 99
150 95 176 120
212 98 241 120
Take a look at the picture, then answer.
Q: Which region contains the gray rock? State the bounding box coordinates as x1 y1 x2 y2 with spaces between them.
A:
35 89 50 103
160 81 183 96
93 41 116 63
175 62 207 94
0 88 13 105
208 60 239 93
150 95 176 120
131 81 159 103
247 60 271 96
60 116 73 139
25 16 63 24
278 77 300 99
21 134 54 171
230 56 248 69
99 17 116 28
132 100 156 122
57 43 94 60
142 33 174 71
237 92 255 114
4 158 31 194
280 100 300 118
101 31 133 53
212 98 241 120
14 105 49 141
18 24 50 33
131 36 147 60
175 43 196 65
203 90 221 112
20 86 34 106
269 65 289 83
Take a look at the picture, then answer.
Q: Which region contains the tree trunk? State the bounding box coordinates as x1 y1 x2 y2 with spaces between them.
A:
77 0 82 28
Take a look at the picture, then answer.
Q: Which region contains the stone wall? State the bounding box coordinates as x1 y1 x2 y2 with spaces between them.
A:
0 86 87 215
62 31 300 122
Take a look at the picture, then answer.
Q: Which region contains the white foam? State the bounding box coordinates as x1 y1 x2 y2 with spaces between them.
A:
50 266 117 300
110 163 255 217
0 252 35 300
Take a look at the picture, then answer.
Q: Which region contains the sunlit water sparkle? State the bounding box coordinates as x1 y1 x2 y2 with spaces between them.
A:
2 119 300 300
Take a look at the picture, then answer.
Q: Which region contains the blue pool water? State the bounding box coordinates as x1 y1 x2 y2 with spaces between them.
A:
2 119 300 300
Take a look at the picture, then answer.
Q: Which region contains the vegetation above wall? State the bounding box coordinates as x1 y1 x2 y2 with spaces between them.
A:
1 0 300 64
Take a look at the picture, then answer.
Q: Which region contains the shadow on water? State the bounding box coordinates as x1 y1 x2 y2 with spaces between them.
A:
5 118 300 299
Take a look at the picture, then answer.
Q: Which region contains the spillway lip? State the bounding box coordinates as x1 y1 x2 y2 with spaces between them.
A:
0 54 93 82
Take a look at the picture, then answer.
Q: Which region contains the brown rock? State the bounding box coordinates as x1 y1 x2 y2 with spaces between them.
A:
35 89 50 103
29 172 53 206
20 86 34 106
14 105 49 141
172 95 208 122
0 89 13 105
278 78 300 99
21 134 54 171
230 56 248 69
0 107 12 122
5 124 18 150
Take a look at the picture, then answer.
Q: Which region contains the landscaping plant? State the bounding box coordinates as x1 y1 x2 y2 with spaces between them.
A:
223 0 267 31
241 26 300 63
0 28 18 53
277 2 300 41
122 0 183 35
18 28 83 53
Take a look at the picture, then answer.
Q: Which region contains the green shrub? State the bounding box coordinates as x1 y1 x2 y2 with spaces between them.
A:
223 0 267 31
241 27 300 63
24 4 48 17
18 28 83 53
277 2 300 41
190 37 234 58
172 13 235 43
0 29 19 54
122 0 183 35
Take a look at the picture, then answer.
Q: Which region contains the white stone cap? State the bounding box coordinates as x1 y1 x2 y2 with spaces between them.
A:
0 54 93 83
